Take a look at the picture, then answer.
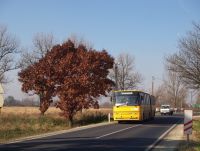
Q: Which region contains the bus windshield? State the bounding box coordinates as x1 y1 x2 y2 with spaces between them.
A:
114 92 140 106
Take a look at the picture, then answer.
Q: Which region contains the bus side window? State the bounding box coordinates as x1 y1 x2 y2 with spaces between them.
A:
150 96 154 105
143 94 146 105
111 94 116 105
148 95 150 105
149 95 151 105
150 96 152 105
145 94 149 105
146 95 149 105
140 93 144 105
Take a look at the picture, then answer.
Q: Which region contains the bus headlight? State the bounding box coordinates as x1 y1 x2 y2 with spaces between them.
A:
132 107 139 111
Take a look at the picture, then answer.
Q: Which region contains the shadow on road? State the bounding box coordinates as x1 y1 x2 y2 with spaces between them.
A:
0 136 186 151
117 114 183 125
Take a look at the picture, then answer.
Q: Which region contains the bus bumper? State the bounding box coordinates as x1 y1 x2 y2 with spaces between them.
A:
113 111 141 121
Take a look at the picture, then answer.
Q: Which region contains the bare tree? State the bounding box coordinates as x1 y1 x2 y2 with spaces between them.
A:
33 33 56 58
19 33 56 69
195 92 200 104
0 25 19 83
167 23 200 90
68 34 93 49
153 71 187 108
153 84 166 106
110 53 142 90
163 71 187 108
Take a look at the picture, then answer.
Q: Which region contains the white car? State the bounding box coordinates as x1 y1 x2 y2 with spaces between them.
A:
160 105 173 115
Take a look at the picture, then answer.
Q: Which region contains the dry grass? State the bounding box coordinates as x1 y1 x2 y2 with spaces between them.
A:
0 107 112 143
1 107 61 116
1 107 112 115
178 117 200 151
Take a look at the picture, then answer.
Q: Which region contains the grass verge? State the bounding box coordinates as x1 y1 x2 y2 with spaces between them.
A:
0 108 111 143
178 117 200 151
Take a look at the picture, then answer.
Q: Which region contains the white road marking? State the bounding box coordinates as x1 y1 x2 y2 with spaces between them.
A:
96 124 142 139
145 119 182 151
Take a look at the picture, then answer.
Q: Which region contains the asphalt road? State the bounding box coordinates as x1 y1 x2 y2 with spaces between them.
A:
0 115 183 151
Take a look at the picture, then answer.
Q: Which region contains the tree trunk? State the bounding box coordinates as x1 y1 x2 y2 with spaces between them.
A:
40 111 45 116
68 116 73 127
174 98 177 108
39 103 47 116
39 97 50 116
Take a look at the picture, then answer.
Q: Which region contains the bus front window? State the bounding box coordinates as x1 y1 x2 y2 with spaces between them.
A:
115 93 139 106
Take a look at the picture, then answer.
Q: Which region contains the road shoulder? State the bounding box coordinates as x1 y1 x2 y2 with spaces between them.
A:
151 124 185 151
152 115 200 151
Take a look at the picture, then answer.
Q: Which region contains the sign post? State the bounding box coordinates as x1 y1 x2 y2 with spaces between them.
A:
108 113 111 123
0 83 4 114
184 110 193 144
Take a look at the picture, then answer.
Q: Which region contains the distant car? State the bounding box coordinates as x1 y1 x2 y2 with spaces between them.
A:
181 108 184 112
174 108 177 112
160 105 173 115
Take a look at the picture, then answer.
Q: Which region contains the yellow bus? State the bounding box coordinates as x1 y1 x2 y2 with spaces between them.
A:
112 90 155 123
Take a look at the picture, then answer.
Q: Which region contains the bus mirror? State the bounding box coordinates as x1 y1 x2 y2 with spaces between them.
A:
110 96 112 102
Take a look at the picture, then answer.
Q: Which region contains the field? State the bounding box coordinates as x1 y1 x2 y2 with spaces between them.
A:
0 107 112 143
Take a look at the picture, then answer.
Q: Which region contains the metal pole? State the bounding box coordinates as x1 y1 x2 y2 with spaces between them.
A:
152 76 154 96
108 113 111 123
191 91 192 108
187 134 189 146
115 64 118 90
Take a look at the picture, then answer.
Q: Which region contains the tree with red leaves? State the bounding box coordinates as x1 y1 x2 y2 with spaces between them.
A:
18 55 57 115
53 40 114 127
19 40 114 125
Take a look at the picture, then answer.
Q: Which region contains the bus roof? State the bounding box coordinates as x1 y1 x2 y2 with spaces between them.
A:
113 90 150 95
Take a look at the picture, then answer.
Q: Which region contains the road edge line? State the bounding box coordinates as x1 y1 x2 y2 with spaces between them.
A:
145 119 182 151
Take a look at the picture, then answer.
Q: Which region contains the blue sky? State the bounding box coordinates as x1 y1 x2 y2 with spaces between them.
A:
0 0 200 99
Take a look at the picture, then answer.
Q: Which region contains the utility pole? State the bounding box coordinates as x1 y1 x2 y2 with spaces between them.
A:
152 76 155 96
114 63 118 90
0 83 4 114
191 91 192 108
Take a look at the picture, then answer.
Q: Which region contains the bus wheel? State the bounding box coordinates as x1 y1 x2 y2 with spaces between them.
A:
118 121 122 124
148 113 151 120
143 113 145 121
